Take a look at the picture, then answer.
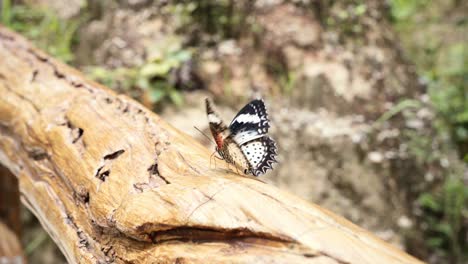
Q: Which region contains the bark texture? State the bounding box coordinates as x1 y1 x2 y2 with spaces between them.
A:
0 26 424 264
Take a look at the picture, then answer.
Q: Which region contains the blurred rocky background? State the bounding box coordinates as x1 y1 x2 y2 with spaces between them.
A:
0 0 467 263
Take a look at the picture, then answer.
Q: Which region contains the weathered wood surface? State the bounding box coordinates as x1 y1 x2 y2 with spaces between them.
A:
0 25 424 263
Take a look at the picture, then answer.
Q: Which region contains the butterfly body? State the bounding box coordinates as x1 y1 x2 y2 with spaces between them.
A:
205 98 277 176
217 136 251 171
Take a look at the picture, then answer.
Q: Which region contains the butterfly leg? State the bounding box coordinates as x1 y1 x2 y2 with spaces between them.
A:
234 165 240 175
210 151 224 170
210 151 216 169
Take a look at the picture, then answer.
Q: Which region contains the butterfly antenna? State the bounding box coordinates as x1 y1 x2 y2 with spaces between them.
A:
194 126 215 144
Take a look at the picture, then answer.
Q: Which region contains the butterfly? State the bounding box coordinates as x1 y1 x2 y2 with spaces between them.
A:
205 98 277 176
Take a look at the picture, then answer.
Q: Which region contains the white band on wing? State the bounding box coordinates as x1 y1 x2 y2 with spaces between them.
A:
233 113 261 123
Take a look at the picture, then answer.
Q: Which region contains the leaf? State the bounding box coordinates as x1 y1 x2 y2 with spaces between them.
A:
149 89 166 103
140 63 172 77
172 49 192 63
418 193 440 211
390 0 423 20
437 43 466 76
136 77 150 90
165 38 183 54
434 223 453 238
2 0 12 26
374 99 422 125
455 110 468 123
455 127 468 141
164 57 181 69
427 237 444 248
168 89 183 106
87 67 109 79
147 48 163 62
354 4 367 16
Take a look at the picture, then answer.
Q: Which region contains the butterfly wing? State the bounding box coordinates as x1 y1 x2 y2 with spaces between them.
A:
206 98 229 150
229 99 270 145
240 136 277 176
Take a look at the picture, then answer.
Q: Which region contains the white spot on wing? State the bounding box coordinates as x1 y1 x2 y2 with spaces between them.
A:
233 130 262 145
208 113 221 123
241 141 267 168
233 114 261 124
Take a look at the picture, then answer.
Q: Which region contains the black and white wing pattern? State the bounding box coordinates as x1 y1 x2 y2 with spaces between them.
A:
206 98 278 177
228 99 277 176
229 99 269 145
240 136 277 176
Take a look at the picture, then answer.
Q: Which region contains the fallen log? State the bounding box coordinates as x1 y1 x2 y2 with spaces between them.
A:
0 25 424 263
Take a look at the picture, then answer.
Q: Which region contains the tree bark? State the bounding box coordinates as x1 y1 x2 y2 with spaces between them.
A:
0 26 424 264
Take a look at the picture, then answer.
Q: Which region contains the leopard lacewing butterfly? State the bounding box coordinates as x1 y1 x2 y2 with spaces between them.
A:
206 98 277 176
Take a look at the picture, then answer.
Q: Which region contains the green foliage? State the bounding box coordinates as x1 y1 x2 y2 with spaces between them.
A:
163 2 197 29
278 71 298 95
88 37 191 107
389 1 468 261
325 1 369 36
389 0 468 159
428 43 468 159
181 0 251 39
1 0 12 25
389 0 428 21
374 99 422 124
418 176 468 263
1 1 82 63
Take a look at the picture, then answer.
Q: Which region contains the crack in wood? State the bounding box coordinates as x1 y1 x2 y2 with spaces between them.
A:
27 147 49 161
23 178 107 262
103 149 125 160
317 251 351 264
30 69 38 82
148 226 293 244
24 47 96 93
177 151 200 175
65 215 87 248
95 166 110 182
58 120 86 154
184 183 235 223
73 185 90 205
147 163 170 185
72 127 84 144
94 149 127 182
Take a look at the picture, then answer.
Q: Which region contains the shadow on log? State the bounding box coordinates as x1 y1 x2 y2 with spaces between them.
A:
0 26 424 263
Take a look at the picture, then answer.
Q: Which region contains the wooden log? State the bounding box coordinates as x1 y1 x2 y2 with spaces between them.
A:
0 25 424 263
